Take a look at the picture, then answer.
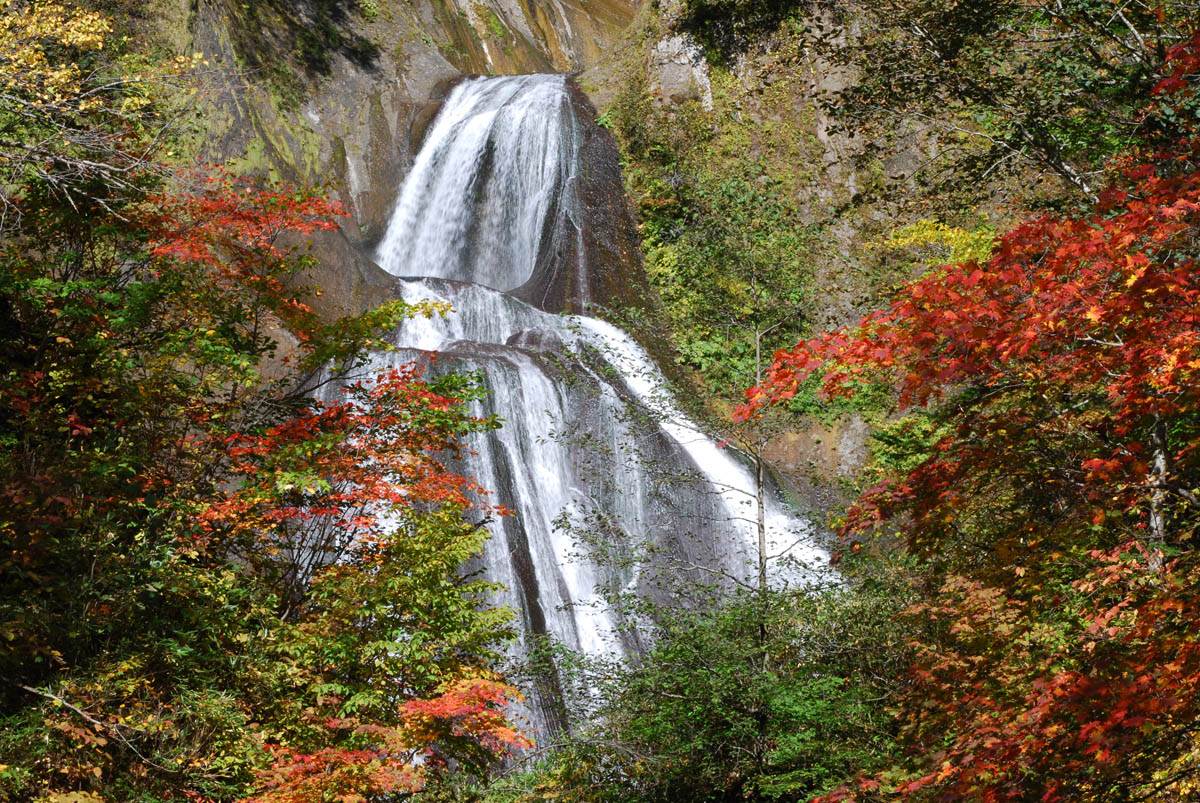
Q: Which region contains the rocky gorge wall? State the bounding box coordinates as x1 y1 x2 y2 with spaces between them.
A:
142 0 989 511
136 0 644 322
570 0 1026 509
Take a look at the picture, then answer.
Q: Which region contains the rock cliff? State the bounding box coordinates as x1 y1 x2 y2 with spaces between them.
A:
151 0 643 318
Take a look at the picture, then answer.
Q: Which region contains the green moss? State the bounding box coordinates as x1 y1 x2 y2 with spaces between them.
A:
439 40 468 62
476 4 508 39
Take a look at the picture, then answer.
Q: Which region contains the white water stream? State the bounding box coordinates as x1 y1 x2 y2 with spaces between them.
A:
377 75 582 292
365 74 821 736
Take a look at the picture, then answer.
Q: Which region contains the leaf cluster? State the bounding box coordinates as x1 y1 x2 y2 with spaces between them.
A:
748 32 1200 801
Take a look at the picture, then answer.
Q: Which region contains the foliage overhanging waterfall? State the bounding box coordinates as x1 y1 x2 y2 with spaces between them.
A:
363 74 821 737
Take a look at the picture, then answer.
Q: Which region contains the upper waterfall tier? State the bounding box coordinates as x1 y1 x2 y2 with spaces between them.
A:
376 75 581 293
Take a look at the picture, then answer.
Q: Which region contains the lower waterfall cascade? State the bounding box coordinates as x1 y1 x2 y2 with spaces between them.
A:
353 74 824 737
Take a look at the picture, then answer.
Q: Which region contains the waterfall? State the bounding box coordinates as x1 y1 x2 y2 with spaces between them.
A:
365 74 821 737
376 75 582 293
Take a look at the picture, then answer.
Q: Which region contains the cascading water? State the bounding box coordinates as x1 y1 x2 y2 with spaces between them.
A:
376 74 584 296
363 74 822 737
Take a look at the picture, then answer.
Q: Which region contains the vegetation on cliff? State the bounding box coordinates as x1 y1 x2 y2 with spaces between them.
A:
600 0 1198 402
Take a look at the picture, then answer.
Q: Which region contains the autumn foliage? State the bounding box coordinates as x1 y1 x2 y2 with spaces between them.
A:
0 160 528 799
740 30 1200 802
0 7 525 794
252 677 530 803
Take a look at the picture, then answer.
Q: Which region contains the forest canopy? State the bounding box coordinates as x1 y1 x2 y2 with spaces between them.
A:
736 27 1200 803
0 4 525 800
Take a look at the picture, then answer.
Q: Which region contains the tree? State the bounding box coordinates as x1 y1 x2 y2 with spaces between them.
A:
482 567 913 803
810 0 1198 203
740 30 1200 801
0 6 526 797
0 167 528 799
0 0 194 226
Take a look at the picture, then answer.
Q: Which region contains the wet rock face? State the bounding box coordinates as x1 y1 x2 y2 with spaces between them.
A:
350 270 818 740
511 80 648 315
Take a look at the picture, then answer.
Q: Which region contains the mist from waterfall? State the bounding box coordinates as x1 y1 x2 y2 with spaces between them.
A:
366 74 822 736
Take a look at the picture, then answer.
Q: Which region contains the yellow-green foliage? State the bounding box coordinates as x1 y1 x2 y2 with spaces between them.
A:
872 218 996 269
474 3 507 39
0 0 110 105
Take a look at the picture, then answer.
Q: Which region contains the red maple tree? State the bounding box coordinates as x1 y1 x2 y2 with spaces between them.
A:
1 170 525 797
740 31 1200 801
